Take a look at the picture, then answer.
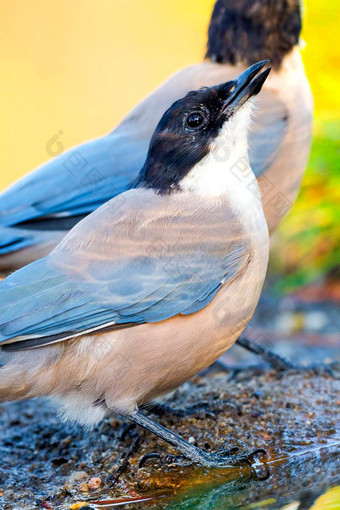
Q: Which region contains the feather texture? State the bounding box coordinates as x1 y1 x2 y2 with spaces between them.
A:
0 188 249 349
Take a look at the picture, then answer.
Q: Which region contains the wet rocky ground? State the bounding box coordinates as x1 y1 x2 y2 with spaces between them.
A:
0 292 339 510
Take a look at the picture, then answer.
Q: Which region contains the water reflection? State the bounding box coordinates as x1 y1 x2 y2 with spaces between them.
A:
158 443 340 510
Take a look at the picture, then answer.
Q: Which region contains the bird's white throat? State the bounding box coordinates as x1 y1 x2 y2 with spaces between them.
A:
179 102 259 208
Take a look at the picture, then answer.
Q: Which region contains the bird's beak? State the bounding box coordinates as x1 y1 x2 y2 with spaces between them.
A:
222 60 271 113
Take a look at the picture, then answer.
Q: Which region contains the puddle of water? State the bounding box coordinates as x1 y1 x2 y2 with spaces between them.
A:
160 443 340 510
71 442 340 510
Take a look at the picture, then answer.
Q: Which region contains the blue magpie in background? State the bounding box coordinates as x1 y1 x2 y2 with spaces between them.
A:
0 0 312 273
0 63 271 467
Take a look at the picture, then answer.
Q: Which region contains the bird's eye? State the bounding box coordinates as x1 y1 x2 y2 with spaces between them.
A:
186 112 205 129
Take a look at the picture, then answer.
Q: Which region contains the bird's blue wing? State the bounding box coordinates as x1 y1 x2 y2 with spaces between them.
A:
0 189 249 350
0 133 148 257
0 218 88 262
0 132 149 230
0 226 35 255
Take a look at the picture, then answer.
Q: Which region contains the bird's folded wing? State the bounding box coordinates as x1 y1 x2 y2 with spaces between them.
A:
249 92 289 178
0 226 35 255
0 189 249 350
0 132 148 228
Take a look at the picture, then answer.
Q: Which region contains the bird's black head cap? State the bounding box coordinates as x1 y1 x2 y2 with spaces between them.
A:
136 61 270 194
206 0 301 69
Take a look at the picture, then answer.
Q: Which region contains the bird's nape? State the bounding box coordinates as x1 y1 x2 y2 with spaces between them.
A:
206 0 301 68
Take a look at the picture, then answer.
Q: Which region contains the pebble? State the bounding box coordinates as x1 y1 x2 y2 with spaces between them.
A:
88 477 102 489
70 471 88 483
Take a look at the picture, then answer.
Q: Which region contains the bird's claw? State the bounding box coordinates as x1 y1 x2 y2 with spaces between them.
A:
298 363 336 378
138 452 191 469
247 447 268 463
204 445 270 471
138 452 162 469
138 444 270 471
246 448 270 480
217 445 241 456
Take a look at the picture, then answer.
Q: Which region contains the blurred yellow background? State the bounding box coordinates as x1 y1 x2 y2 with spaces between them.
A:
1 0 339 189
1 0 214 188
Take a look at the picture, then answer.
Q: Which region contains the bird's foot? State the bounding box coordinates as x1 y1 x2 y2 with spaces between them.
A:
234 336 337 377
138 444 269 471
127 411 270 472
235 336 294 371
203 445 269 471
290 361 338 378
138 452 192 469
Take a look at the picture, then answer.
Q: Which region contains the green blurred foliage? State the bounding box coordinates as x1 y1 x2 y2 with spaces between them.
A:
269 0 340 293
271 119 340 293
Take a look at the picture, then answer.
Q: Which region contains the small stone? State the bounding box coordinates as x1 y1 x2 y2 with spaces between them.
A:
188 436 196 444
70 471 88 483
79 482 89 492
88 477 101 489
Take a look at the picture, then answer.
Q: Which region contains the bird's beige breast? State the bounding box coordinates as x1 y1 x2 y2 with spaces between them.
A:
2 195 268 423
39 238 267 416
9 204 267 423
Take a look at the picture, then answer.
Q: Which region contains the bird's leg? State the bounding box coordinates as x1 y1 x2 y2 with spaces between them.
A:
112 432 142 479
234 335 336 376
236 335 294 370
124 410 267 469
